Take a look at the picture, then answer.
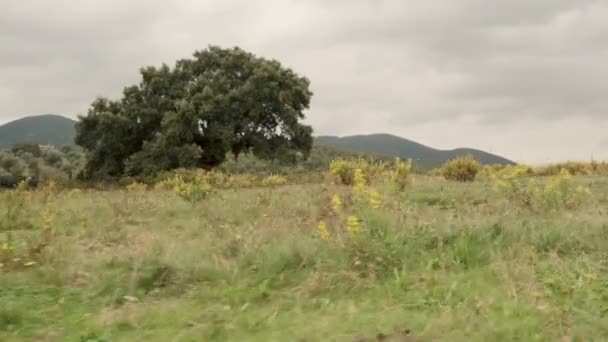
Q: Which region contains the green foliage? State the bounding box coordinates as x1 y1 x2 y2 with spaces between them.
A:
0 144 84 188
329 159 372 186
492 166 538 208
0 191 30 231
173 175 213 203
260 175 288 187
441 154 482 182
494 168 590 211
478 164 534 180
534 161 608 176
1 172 608 340
389 158 412 192
11 142 42 157
75 46 314 179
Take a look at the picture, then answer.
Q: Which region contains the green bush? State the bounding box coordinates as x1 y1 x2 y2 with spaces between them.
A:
327 158 389 186
441 155 482 182
534 161 608 176
390 159 412 192
494 168 590 211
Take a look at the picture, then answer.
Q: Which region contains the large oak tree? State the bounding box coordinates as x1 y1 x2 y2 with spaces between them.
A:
75 46 313 178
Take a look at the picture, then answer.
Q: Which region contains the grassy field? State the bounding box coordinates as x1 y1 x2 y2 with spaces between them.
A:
1 173 608 341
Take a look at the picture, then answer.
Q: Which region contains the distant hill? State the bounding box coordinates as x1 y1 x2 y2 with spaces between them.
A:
0 114 77 148
315 134 515 169
1 116 515 169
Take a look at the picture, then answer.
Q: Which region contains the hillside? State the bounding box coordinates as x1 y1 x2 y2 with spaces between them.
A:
0 114 77 148
1 116 514 169
315 133 515 169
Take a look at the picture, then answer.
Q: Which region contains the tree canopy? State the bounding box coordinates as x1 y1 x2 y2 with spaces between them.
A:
75 46 314 179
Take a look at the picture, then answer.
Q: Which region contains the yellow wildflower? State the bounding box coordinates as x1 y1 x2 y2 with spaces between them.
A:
261 175 288 187
584 273 598 281
317 221 331 240
368 190 382 209
346 216 361 237
331 195 343 214
42 208 53 232
353 168 367 193
173 175 189 195
126 182 147 192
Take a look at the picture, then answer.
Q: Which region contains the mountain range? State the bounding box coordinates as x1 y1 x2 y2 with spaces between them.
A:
315 134 515 169
0 115 515 168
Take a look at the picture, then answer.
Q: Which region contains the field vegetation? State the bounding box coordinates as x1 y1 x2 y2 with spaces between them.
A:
2 157 607 341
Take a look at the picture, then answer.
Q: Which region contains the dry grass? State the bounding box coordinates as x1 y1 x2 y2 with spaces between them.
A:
1 173 608 341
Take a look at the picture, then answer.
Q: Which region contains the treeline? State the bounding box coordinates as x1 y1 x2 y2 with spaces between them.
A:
3 141 606 190
0 142 397 188
0 142 84 188
218 145 397 175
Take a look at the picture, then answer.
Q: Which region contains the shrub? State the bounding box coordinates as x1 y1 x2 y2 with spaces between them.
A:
441 155 482 182
329 159 356 185
0 190 31 231
540 169 589 210
495 168 590 211
226 174 257 188
126 182 148 192
534 161 608 176
389 159 412 191
478 164 532 179
494 168 537 208
173 175 212 203
201 170 230 188
261 175 288 187
329 159 372 186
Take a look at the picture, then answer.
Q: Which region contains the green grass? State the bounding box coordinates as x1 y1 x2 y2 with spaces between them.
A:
1 175 608 341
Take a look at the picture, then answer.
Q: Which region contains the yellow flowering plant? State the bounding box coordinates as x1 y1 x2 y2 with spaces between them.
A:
331 194 343 214
317 220 331 240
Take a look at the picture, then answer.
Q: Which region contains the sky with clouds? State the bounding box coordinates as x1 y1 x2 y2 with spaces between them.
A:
1 0 607 163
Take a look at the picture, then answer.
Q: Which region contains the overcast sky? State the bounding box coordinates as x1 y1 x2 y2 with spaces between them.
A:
2 0 607 163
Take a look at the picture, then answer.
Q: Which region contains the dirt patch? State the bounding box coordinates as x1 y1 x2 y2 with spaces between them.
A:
352 328 419 342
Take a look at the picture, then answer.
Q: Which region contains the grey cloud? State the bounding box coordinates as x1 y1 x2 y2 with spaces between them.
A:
1 0 606 161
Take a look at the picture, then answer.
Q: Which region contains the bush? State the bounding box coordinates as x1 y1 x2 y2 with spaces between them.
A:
389 159 412 192
329 159 373 186
478 164 532 180
261 175 288 187
173 175 212 203
126 182 148 192
226 174 257 188
441 155 482 182
534 161 608 176
0 145 81 189
329 159 356 185
495 168 590 211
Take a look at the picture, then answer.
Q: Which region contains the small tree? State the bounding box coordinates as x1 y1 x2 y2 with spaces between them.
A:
441 154 482 182
75 46 313 179
11 142 42 157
